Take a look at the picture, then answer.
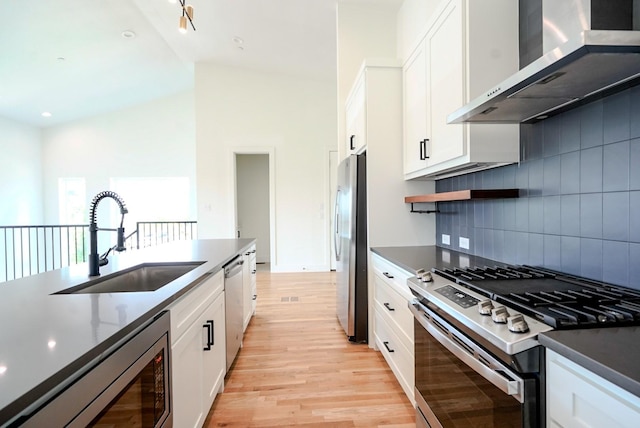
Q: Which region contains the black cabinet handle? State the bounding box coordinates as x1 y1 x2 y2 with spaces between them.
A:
251 249 256 254
420 139 430 160
252 269 256 274
245 252 251 256
203 320 214 351
382 272 394 279
350 135 356 150
383 302 395 312
252 294 257 300
383 341 395 353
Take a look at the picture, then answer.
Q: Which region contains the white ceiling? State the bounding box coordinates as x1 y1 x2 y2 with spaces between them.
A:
0 0 344 128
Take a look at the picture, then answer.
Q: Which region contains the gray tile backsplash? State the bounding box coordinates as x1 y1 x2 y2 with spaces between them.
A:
436 86 640 289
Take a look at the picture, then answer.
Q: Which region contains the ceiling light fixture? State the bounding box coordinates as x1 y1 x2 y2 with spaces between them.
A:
41 112 52 118
177 0 195 33
233 36 245 51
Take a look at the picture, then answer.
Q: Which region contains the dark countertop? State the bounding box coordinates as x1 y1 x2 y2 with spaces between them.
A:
0 238 254 425
540 328 640 397
372 245 640 399
370 245 506 274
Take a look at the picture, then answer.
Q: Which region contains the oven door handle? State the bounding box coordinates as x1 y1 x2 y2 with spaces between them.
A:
410 301 525 403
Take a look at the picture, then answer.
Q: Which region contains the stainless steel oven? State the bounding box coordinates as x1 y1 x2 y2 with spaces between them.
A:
408 260 640 428
14 311 172 427
411 300 540 428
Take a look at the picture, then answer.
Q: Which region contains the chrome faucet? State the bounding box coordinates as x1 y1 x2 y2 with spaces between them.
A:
88 191 128 277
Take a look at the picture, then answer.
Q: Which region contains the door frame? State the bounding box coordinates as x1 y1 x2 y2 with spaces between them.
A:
231 147 276 268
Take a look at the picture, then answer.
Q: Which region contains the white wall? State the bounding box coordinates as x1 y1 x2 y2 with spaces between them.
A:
0 117 43 225
41 91 197 226
396 0 440 62
195 64 336 272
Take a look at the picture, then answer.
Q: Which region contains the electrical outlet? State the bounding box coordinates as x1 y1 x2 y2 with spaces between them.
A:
442 234 450 245
459 237 470 250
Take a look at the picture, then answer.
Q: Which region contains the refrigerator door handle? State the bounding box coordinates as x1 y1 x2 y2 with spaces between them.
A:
334 188 341 260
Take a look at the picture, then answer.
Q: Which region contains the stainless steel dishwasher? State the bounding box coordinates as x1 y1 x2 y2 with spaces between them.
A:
224 255 244 371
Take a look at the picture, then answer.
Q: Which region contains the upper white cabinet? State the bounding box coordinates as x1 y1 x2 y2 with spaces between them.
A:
345 75 367 156
403 0 520 180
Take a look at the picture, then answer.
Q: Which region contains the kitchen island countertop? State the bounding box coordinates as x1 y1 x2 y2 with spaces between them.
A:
0 238 254 425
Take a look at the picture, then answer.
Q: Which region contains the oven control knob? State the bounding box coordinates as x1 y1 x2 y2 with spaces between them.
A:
421 271 433 282
478 300 494 315
491 306 510 324
507 314 530 333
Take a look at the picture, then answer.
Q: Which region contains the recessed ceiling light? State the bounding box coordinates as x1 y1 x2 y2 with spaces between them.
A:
41 112 52 118
121 30 136 39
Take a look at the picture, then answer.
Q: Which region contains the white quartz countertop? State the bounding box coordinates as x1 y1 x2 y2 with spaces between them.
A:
0 238 254 425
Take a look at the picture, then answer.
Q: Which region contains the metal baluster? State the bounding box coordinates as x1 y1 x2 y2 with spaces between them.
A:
3 228 7 282
20 227 24 279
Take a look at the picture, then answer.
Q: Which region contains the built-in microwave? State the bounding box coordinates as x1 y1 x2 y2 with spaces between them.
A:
11 311 172 427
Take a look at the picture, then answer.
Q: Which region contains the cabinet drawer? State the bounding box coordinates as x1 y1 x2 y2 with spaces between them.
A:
546 349 640 428
374 310 415 405
374 274 414 345
371 253 413 301
168 269 224 344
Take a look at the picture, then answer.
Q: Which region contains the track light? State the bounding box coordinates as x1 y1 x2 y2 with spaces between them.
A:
179 16 187 33
177 0 195 33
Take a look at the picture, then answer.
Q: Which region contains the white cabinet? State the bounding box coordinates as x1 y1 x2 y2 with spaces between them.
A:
371 252 415 405
403 0 520 180
243 244 257 331
201 292 226 413
168 269 226 428
403 41 428 175
345 75 366 157
546 349 640 428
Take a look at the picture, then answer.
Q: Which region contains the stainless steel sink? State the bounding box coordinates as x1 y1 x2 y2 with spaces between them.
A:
55 262 205 294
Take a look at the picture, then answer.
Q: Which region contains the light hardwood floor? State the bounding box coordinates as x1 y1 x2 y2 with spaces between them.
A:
204 271 416 427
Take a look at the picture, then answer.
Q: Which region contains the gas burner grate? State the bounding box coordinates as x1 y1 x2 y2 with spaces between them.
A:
434 265 555 282
431 264 640 329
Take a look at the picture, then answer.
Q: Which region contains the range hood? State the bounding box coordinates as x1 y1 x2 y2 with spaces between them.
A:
448 0 640 124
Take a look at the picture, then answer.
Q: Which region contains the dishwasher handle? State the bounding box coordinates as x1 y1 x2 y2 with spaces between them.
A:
224 256 245 278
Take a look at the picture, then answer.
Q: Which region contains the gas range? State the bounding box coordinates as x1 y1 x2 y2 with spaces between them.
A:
408 264 640 356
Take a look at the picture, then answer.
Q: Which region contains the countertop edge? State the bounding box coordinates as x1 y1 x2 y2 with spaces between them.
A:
539 332 640 398
370 246 422 274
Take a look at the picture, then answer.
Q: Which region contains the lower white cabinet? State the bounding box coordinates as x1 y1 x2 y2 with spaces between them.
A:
243 244 256 331
250 251 257 315
546 349 640 428
168 269 226 428
371 252 415 405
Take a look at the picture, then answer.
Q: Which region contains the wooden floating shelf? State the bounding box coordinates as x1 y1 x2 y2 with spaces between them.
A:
405 189 519 204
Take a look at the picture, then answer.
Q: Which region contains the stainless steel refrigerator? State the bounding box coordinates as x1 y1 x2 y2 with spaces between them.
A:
334 153 367 343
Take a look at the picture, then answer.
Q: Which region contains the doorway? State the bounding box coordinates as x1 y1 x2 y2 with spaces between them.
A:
235 153 272 267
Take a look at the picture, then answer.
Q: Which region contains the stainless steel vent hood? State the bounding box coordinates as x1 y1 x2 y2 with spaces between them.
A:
448 0 640 124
